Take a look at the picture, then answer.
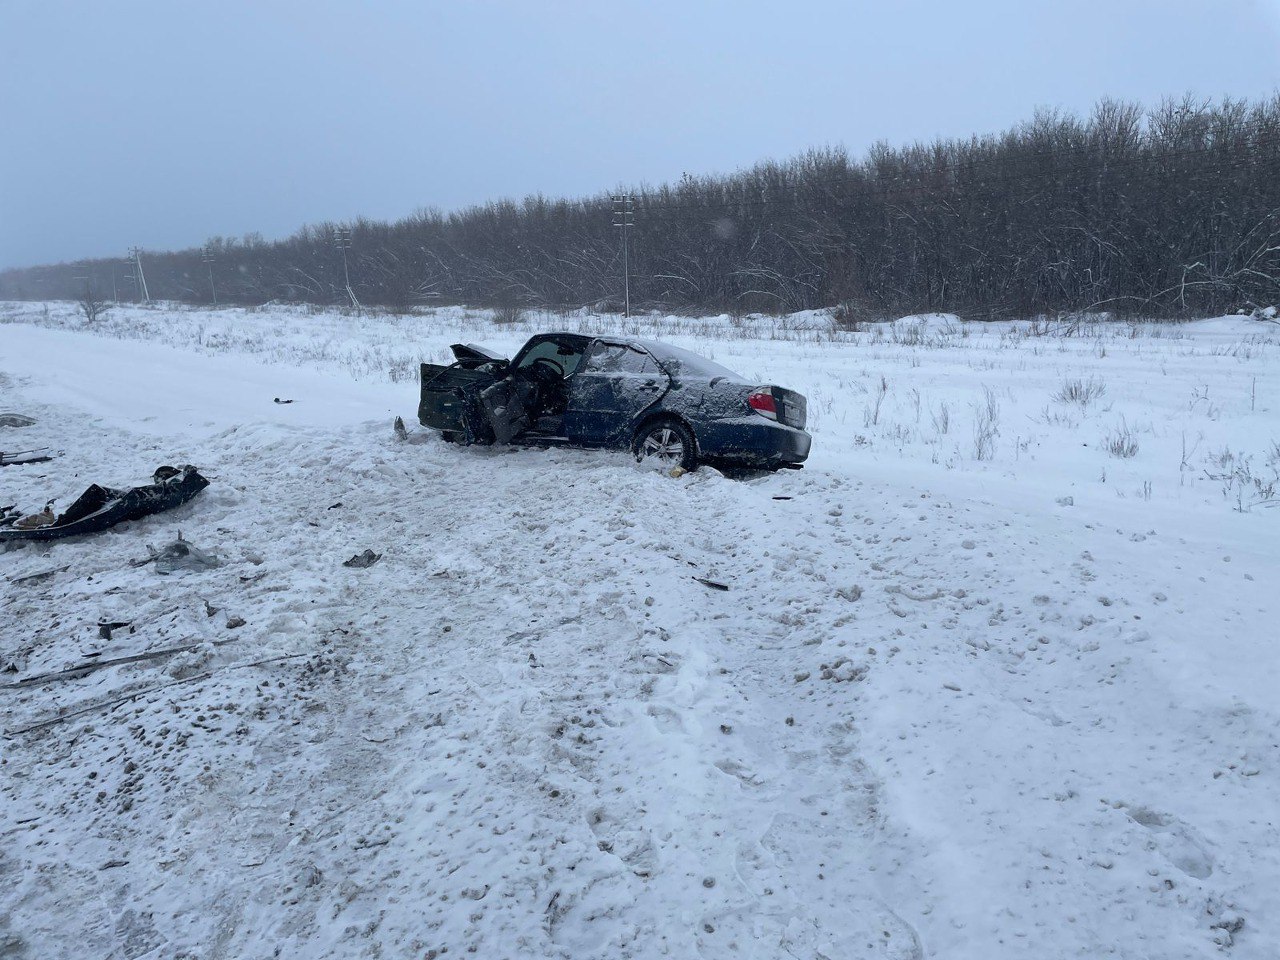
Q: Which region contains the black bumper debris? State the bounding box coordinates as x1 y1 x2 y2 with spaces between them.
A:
0 465 210 543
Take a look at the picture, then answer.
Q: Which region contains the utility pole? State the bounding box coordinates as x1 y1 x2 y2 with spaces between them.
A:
612 195 634 318
120 258 137 301
334 227 360 310
129 247 151 304
202 247 218 305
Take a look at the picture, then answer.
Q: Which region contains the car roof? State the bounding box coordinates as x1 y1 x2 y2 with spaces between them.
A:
534 332 746 380
626 338 746 381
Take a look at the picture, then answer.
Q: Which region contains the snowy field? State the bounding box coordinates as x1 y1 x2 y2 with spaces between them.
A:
1 300 1277 959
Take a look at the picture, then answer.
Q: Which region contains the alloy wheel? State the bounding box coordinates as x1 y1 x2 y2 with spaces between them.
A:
641 427 684 463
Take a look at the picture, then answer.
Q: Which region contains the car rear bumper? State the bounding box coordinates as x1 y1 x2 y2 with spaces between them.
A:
697 416 812 467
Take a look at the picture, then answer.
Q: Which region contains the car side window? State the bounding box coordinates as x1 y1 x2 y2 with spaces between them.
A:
584 342 655 376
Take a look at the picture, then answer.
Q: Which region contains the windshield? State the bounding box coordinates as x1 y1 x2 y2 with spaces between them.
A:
515 338 586 377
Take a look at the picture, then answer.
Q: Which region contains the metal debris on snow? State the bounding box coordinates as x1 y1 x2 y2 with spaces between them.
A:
344 549 382 569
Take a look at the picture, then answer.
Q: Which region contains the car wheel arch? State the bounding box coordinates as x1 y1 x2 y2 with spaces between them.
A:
632 410 698 450
630 413 700 471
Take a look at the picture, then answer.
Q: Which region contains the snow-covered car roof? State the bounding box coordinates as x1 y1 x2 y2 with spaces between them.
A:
622 338 746 381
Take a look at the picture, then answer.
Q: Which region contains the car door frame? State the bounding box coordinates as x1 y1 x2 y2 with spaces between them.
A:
562 338 671 447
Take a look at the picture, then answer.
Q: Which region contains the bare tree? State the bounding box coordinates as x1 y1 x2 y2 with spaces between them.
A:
5 95 1279 318
77 284 110 324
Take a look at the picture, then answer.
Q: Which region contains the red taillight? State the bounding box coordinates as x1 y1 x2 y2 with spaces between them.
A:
748 389 777 420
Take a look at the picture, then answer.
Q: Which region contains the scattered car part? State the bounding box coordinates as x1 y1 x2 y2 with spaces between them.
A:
7 565 69 585
0 465 209 543
1 449 56 467
137 538 220 575
12 507 55 529
694 577 730 591
344 549 381 568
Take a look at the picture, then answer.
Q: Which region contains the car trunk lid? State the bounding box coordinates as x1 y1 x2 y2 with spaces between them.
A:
771 386 806 429
747 385 806 429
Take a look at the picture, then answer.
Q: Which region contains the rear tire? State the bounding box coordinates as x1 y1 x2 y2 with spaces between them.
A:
440 430 458 443
633 418 698 472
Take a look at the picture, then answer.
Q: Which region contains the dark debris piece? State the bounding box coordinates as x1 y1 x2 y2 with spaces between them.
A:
343 549 382 569
98 620 133 641
0 465 208 543
693 577 730 591
140 538 221 574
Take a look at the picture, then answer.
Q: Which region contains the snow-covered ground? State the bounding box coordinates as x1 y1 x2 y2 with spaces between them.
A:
1 301 1277 959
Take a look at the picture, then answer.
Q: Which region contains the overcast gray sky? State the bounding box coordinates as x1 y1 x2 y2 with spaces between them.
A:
2 0 1278 269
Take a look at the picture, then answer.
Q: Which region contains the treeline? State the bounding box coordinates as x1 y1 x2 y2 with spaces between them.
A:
4 96 1280 319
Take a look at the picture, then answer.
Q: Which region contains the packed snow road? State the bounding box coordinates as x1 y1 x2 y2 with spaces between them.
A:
1 317 1277 959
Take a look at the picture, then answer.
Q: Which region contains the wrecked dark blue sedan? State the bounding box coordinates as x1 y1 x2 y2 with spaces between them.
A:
418 333 811 471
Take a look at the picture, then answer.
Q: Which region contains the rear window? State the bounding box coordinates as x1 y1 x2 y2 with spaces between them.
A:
642 342 742 380
583 342 658 376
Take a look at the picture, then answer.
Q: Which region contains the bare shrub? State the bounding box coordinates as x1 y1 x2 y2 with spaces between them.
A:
863 376 889 427
387 357 424 383
1055 376 1106 407
1103 421 1139 458
1037 404 1079 427
931 402 951 435
78 286 110 324
491 304 525 326
1205 445 1279 510
831 300 869 332
971 386 1000 460
890 321 927 347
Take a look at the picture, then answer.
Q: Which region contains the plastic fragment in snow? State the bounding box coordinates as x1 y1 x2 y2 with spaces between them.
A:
1 450 55 466
1 465 209 543
141 538 220 575
12 507 55 529
693 576 729 591
344 549 382 569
